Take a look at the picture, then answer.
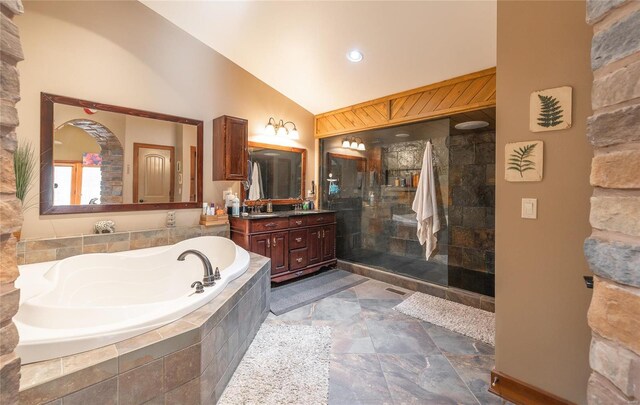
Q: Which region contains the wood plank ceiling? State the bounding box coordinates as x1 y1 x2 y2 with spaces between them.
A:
315 67 496 138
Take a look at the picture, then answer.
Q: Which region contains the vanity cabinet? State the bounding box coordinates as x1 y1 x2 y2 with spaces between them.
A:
212 115 248 181
230 212 337 282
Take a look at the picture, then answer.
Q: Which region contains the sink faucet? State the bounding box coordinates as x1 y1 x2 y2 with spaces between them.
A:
177 250 215 287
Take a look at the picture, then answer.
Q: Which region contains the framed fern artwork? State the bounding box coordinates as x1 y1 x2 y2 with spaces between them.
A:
505 140 544 182
529 86 572 132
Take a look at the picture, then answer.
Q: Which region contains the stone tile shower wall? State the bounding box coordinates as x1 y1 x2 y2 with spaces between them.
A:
0 1 24 403
448 131 495 274
584 1 640 403
362 138 449 262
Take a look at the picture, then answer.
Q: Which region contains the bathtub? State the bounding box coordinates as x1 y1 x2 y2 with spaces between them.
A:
14 236 250 364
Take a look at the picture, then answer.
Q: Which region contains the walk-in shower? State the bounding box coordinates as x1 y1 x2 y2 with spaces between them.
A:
320 109 495 296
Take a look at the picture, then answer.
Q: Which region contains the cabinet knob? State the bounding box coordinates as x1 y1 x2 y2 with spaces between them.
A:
295 220 302 225
296 257 303 263
295 237 302 242
273 237 277 247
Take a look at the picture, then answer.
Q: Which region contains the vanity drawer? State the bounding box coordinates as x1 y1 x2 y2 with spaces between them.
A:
307 213 335 225
250 218 289 233
289 216 308 228
290 248 308 270
289 229 307 249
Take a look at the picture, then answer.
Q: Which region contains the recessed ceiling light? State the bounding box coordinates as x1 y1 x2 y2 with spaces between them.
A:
454 120 489 130
395 133 410 138
347 49 363 63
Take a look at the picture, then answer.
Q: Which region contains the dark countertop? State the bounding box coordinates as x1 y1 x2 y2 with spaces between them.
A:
231 209 336 220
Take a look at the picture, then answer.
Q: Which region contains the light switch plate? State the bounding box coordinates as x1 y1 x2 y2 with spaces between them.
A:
522 198 537 219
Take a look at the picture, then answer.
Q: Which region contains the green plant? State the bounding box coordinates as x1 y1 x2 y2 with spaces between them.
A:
13 140 37 210
507 143 537 177
537 94 564 127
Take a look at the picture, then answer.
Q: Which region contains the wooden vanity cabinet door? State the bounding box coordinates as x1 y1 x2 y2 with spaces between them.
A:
308 226 322 265
213 115 248 180
250 234 271 258
321 224 336 262
270 231 289 275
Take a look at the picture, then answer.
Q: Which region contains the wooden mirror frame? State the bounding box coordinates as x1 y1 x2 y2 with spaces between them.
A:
243 141 306 206
40 92 204 215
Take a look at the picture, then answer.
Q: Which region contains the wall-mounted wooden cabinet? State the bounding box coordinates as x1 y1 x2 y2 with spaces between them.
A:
212 115 248 180
230 212 337 283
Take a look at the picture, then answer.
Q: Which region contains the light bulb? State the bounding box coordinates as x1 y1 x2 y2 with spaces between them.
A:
264 124 276 136
277 126 288 137
342 140 351 148
358 142 366 151
347 49 363 62
350 140 358 149
289 129 299 139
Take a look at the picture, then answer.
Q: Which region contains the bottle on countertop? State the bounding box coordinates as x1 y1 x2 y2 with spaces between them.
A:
232 194 240 217
267 199 273 213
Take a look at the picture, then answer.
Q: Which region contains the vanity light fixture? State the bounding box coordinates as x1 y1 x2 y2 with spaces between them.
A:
347 49 364 62
341 137 366 151
264 117 299 139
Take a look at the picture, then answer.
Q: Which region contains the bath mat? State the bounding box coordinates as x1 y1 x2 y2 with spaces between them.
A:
270 269 368 315
394 292 495 346
219 324 331 405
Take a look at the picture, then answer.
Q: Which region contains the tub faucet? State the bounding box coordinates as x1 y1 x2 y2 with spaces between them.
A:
177 250 215 287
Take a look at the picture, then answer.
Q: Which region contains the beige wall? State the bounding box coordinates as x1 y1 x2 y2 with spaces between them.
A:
53 125 100 161
16 0 315 239
496 1 593 403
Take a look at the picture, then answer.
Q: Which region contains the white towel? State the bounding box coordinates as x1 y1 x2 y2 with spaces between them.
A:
412 141 440 258
248 162 262 200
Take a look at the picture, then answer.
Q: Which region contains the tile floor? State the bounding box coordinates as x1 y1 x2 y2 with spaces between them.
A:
265 278 506 405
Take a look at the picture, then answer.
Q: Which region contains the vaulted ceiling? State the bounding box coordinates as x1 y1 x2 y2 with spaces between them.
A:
142 1 496 115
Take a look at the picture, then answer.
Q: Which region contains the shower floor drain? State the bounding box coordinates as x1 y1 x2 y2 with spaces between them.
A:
385 287 407 296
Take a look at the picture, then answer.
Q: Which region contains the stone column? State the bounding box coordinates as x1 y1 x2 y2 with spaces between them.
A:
0 0 24 403
585 1 640 403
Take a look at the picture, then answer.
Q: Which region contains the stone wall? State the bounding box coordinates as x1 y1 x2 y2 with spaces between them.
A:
0 1 24 403
585 1 640 403
69 119 124 204
362 138 450 262
448 130 495 274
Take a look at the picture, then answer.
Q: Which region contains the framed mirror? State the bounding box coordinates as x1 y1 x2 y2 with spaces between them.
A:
244 142 306 205
40 93 203 215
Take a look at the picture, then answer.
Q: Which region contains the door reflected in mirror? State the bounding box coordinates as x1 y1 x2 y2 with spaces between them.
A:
246 142 305 203
52 103 199 206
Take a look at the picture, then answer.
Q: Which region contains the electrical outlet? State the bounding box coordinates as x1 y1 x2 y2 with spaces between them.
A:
521 198 537 219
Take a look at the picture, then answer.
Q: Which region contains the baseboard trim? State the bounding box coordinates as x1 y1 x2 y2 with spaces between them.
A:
489 370 575 405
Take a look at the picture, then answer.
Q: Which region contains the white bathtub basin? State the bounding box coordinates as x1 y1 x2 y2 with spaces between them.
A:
15 236 250 364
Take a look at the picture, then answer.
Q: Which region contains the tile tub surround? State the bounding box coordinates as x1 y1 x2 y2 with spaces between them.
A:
338 259 495 312
18 253 270 404
16 224 228 265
